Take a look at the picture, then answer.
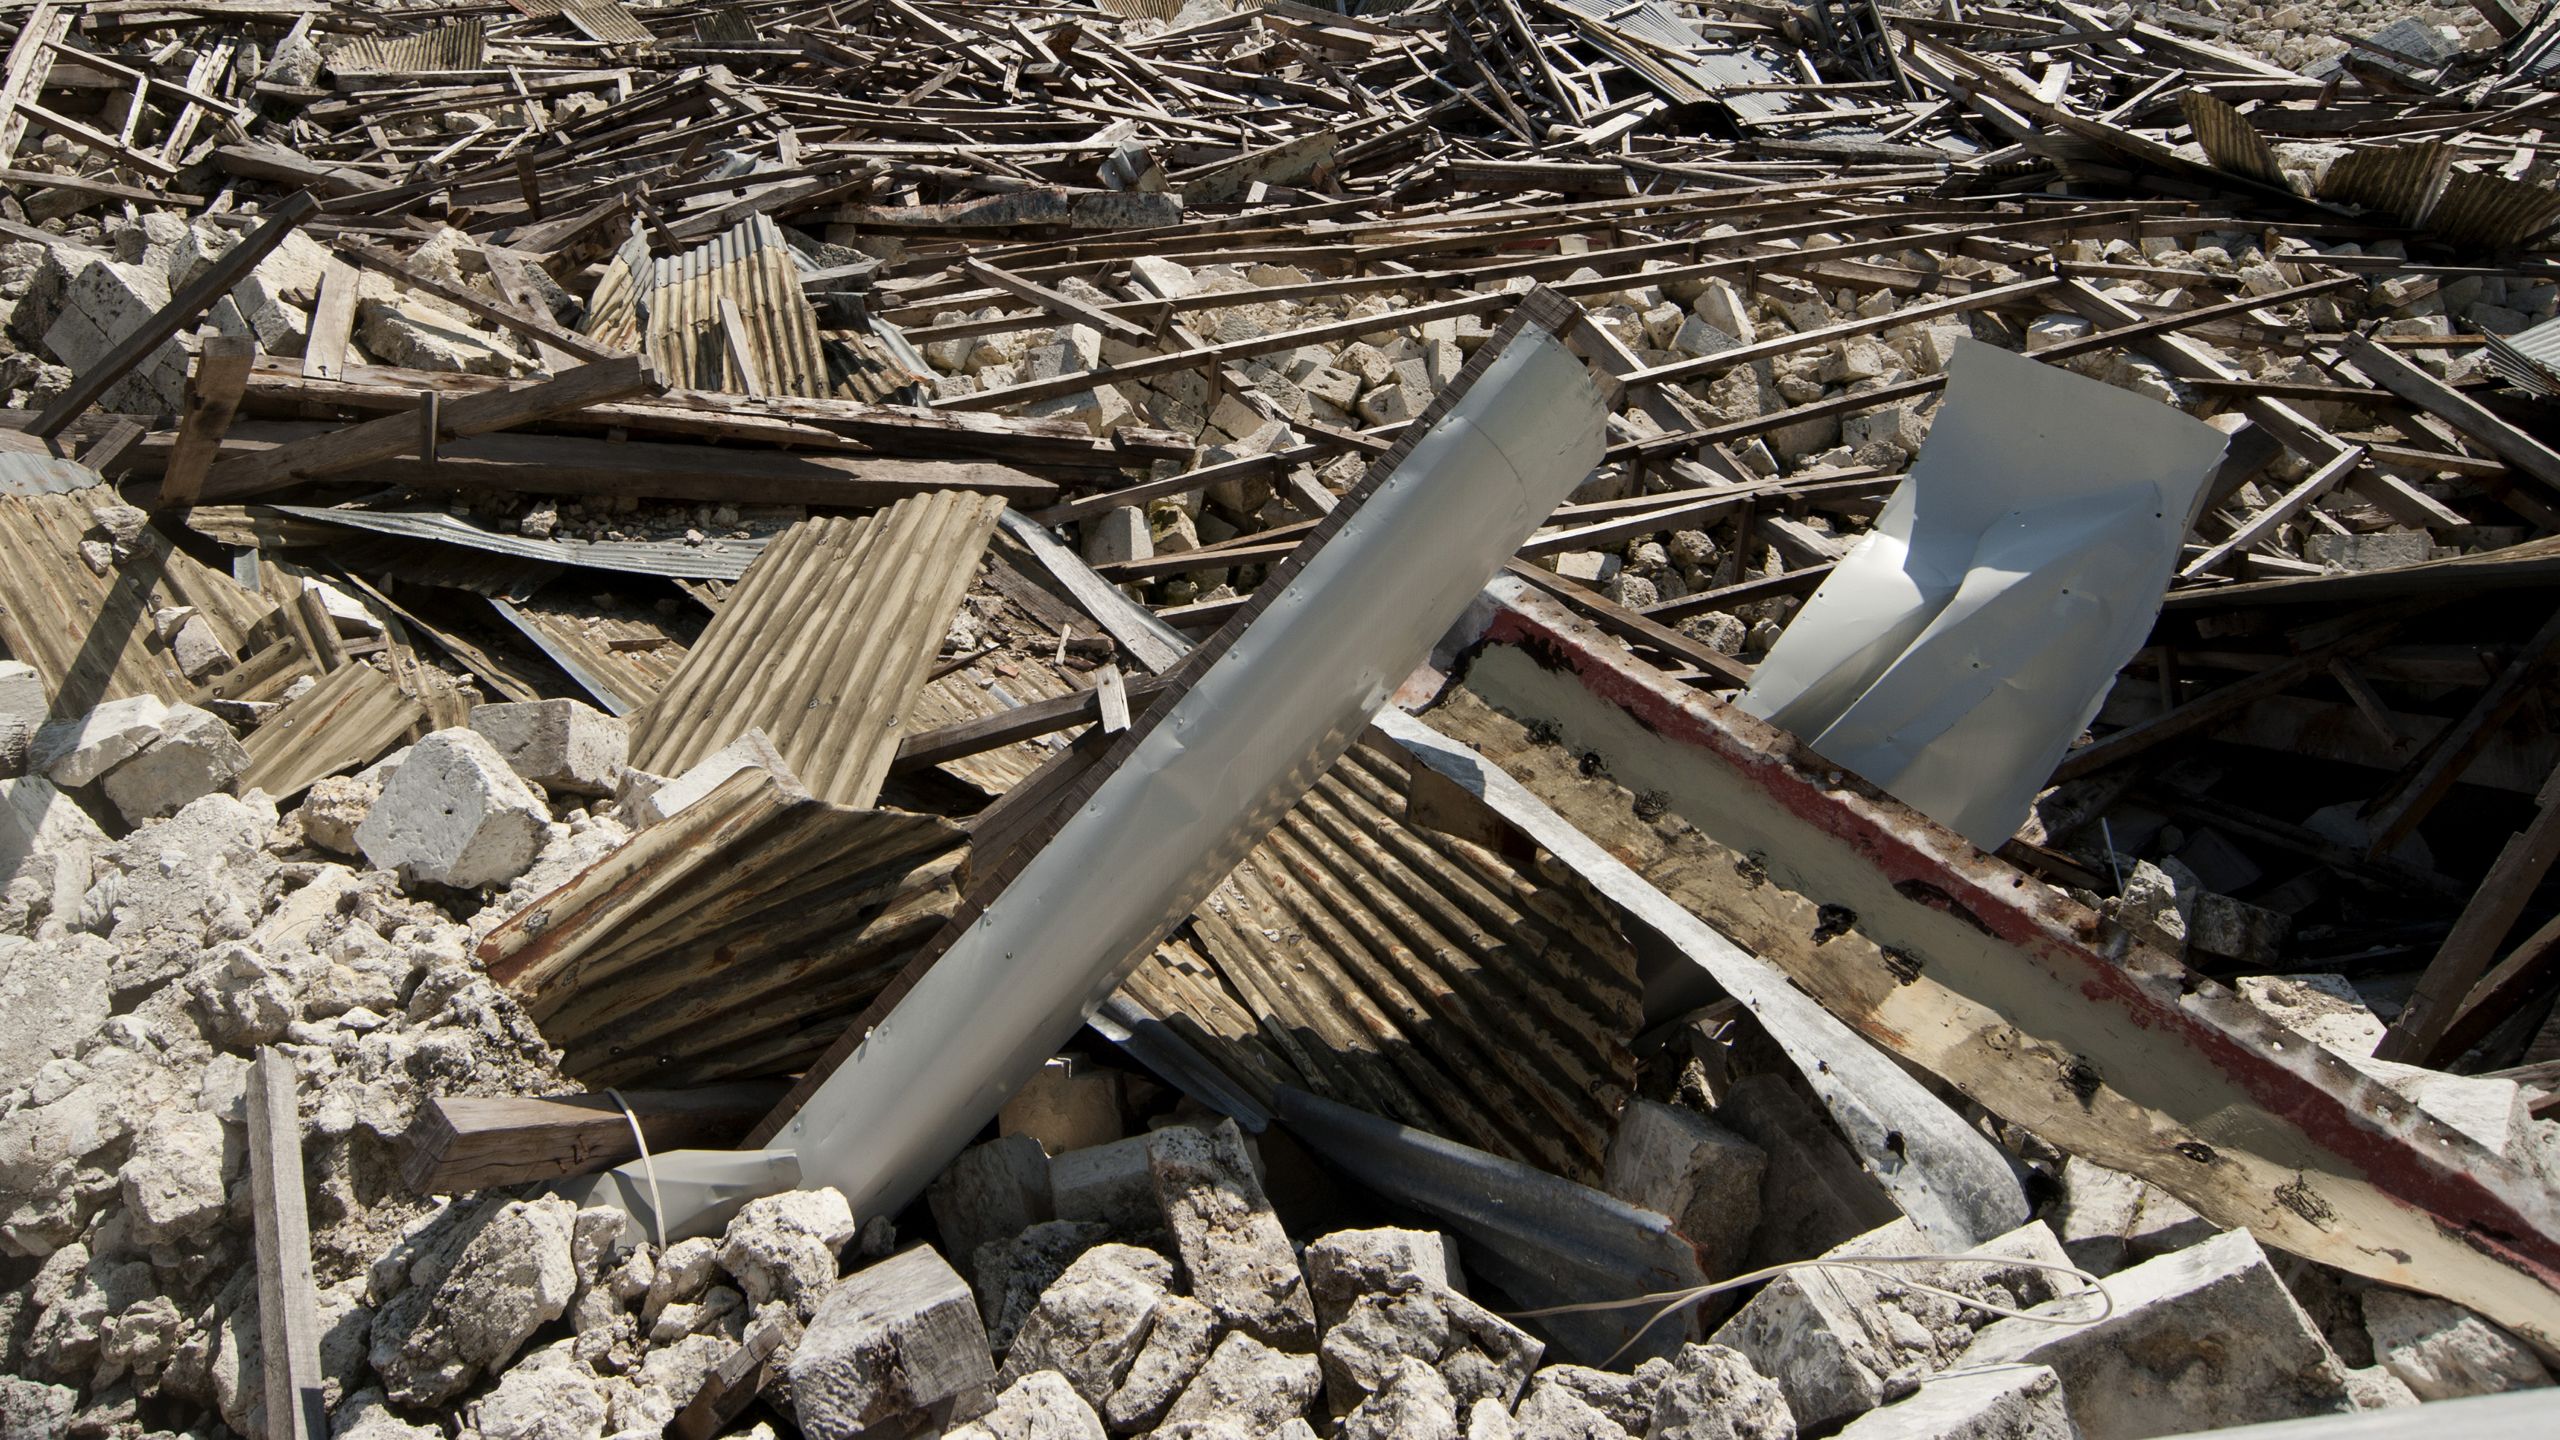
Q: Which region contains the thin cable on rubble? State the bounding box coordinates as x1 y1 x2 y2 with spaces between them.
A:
1508 1253 2118 1370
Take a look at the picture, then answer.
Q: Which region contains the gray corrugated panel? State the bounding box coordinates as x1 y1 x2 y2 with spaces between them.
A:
488 593 692 718
2316 142 2449 227
0 487 280 714
480 767 967 1087
620 215 832 399
2483 314 2560 396
627 491 1009 808
236 660 424 800
2181 92 2286 189
559 0 658 48
327 20 487 74
265 505 770 580
2428 170 2560 251
1116 746 1644 1184
579 226 650 351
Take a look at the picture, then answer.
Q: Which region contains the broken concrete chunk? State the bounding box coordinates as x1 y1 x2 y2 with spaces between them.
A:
297 774 378 856
99 703 248 824
2360 1287 2552 1400
1052 1134 1159 1237
2054 1156 2215 1276
1602 1101 1765 1280
1104 1292 1217 1432
1159 1331 1321 1436
34 695 173 788
1000 1055 1126 1155
1512 1373 1635 1440
929 1135 1055 1285
1303 1226 1466 1328
1342 1356 1459 1440
1148 1118 1316 1350
355 727 551 889
1828 1364 2071 1440
1644 1343 1794 1440
0 935 111 1092
470 699 629 798
976 1220 1113 1356
789 1245 997 1440
948 1369 1108 1440
997 1242 1173 1406
717 1186 858 1317
373 1195 581 1407
2234 974 2385 1058
1959 1229 2353 1439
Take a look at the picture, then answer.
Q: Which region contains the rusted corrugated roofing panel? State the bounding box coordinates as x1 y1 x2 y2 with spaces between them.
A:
489 593 692 718
1117 746 1644 1184
628 491 1009 808
2428 170 2560 252
644 215 831 398
2317 142 2449 227
2181 92 2286 190
559 0 658 48
328 20 486 74
0 486 279 715
481 766 966 1087
237 660 424 800
2484 314 2560 397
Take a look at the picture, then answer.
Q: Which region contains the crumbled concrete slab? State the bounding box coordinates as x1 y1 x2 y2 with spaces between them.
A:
1052 1134 1159 1237
1148 1118 1315 1350
2236 974 2385 1057
1829 1363 2072 1440
949 1369 1108 1440
789 1245 996 1440
1959 1229 2353 1439
1341 1356 1459 1440
33 696 173 788
99 703 248 824
716 1186 857 1318
1512 1372 1635 1439
2361 1287 2552 1400
371 1195 581 1407
623 727 804 828
1644 1343 1794 1440
977 1220 1112 1355
0 935 111 1092
0 775 106 932
1104 1292 1216 1432
2054 1155 2216 1276
297 775 378 857
1159 1331 1320 1435
1602 1100 1765 1279
1303 1227 1466 1329
355 728 551 890
470 699 628 798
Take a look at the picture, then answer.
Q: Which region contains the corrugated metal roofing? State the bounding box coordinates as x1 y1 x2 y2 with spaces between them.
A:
266 505 770 580
2428 170 2560 252
2318 142 2449 227
559 0 658 48
1115 746 1644 1183
584 216 836 400
237 660 424 800
481 766 967 1087
489 592 693 717
627 491 1008 808
2181 93 2286 190
328 20 486 74
2484 314 2560 397
0 486 280 715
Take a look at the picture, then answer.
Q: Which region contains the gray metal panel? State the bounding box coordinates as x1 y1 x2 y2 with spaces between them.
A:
266 505 769 580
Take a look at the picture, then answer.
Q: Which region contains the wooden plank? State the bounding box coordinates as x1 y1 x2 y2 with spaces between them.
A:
156 333 256 509
198 354 663 500
2179 446 2367 579
2379 767 2560 1063
336 240 628 364
30 190 318 439
895 675 1170 775
2346 335 2560 498
715 295 766 397
247 1048 326 1440
2359 608 2560 855
0 5 73 168
963 256 1154 345
300 257 359 381
400 1081 792 1192
1094 663 1131 734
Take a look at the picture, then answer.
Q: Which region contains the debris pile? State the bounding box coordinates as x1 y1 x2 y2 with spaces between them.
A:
6 0 2560 1436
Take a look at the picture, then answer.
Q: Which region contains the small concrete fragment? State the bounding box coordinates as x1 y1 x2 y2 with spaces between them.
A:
1052 1134 1158 1237
0 935 112 1092
790 1246 996 1440
716 1186 858 1317
1303 1227 1465 1329
625 726 804 828
997 1243 1173 1406
1959 1229 2353 1439
977 1220 1113 1355
2360 1287 2552 1400
1512 1374 1633 1439
1341 1356 1459 1440
1828 1364 2072 1440
948 1370 1108 1440
355 727 551 889
1104 1293 1216 1432
1159 1331 1321 1436
471 699 629 798
1602 1101 1765 1279
1148 1118 1316 1350
297 775 378 856
374 1196 581 1407
930 1135 1055 1285
1644 1343 1795 1440
99 703 248 824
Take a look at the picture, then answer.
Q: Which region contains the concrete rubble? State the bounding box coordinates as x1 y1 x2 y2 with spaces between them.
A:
7 0 2560 1436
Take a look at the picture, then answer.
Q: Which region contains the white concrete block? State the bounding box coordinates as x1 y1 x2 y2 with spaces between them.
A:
356 727 551 889
100 703 248 823
33 695 173 787
625 728 803 828
470 699 628 798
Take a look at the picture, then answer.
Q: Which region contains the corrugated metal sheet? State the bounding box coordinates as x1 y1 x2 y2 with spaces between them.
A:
559 0 658 48
2427 170 2560 251
1094 0 1181 18
480 766 967 1087
1117 746 1644 1183
585 217 834 400
2181 92 2286 190
693 5 758 43
2318 142 2450 227
904 664 1081 796
627 492 1008 808
266 505 770 580
0 486 280 715
2484 313 2560 397
489 592 693 717
237 660 424 800
328 20 486 74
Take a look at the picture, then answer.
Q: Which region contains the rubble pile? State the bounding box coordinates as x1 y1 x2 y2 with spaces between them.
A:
7 0 2560 1436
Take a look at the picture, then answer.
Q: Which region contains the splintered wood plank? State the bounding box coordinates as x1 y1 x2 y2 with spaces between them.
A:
248 1049 325 1440
157 333 257 509
301 257 360 380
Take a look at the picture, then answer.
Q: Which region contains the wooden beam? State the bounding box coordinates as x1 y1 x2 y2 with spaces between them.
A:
29 189 318 439
400 1081 793 1193
197 354 664 500
335 239 628 364
247 1048 326 1440
300 256 358 381
1503 560 1756 689
963 256 1155 345
2379 767 2560 1063
2180 446 2367 579
156 333 256 509
891 672 1169 772
2345 335 2560 498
